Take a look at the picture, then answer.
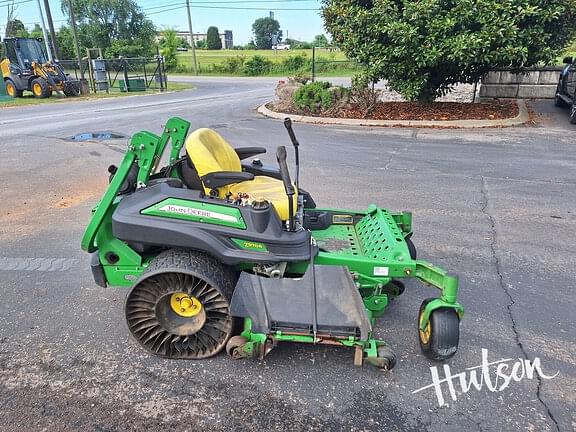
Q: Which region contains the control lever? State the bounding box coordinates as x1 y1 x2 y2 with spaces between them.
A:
276 146 295 231
283 117 299 189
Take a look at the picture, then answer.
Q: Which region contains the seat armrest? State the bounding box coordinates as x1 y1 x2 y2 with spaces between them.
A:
202 171 255 189
242 162 282 180
234 147 267 160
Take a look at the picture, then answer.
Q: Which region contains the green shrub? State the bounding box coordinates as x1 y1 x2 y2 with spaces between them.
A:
293 81 334 113
281 54 309 72
175 63 192 74
214 55 246 74
242 55 273 76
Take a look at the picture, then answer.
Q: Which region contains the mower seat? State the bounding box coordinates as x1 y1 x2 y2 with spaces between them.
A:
185 128 297 221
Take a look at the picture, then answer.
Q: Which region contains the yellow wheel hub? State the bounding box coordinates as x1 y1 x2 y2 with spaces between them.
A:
6 84 15 97
33 83 42 96
419 314 431 344
170 292 202 317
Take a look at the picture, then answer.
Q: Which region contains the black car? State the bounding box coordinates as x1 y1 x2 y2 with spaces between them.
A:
555 56 576 124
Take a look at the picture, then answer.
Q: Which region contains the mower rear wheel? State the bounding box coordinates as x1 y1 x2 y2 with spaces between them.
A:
418 298 459 361
125 249 237 359
5 79 22 98
31 78 51 98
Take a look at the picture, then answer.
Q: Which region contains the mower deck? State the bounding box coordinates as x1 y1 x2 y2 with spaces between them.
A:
232 266 371 339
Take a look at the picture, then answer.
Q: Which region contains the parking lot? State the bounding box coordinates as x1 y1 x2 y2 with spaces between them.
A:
0 78 574 431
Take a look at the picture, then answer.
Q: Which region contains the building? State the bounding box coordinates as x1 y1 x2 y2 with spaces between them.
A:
174 30 233 49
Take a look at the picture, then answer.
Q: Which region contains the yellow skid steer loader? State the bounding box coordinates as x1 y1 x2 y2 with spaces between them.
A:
1 37 80 98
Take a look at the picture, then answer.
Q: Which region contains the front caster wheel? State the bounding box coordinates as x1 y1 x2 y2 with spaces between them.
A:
418 298 460 361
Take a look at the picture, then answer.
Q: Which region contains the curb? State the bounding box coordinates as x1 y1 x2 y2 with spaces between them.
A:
257 99 528 128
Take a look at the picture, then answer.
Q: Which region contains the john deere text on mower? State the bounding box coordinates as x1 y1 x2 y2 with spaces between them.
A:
81 117 463 370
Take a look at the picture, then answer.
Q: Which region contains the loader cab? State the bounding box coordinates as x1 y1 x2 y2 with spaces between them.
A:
1 38 47 72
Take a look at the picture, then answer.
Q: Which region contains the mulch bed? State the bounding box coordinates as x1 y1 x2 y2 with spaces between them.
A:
275 100 519 121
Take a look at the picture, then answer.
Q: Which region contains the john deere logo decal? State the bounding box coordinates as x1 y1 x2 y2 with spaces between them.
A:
159 204 239 223
141 199 246 229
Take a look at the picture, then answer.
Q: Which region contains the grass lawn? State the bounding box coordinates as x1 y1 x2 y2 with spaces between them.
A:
174 48 357 77
0 82 193 108
178 48 347 65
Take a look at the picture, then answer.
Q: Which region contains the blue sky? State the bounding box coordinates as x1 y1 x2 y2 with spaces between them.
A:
0 0 327 46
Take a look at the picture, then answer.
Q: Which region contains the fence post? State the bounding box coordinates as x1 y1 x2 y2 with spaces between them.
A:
311 46 316 82
123 59 129 92
158 56 165 91
86 49 95 93
162 56 167 90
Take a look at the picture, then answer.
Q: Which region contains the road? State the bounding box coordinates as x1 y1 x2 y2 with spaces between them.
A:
0 78 574 431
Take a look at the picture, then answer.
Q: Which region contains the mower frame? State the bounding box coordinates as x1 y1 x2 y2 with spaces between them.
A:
81 117 463 367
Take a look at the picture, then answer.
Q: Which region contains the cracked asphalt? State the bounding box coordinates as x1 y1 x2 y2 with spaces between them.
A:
0 78 574 431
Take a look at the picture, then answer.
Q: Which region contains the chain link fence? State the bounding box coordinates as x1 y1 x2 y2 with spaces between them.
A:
310 47 363 81
60 56 168 93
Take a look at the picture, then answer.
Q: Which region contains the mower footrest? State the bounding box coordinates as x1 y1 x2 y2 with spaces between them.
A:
231 266 371 340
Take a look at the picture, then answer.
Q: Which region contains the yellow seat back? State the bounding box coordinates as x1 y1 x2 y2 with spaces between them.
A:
185 128 242 195
184 128 297 220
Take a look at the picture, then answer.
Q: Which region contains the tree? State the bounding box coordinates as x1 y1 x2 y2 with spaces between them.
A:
5 19 25 38
323 0 576 103
206 26 222 50
29 24 43 39
61 0 157 58
159 29 179 68
4 0 17 38
179 37 191 49
56 26 76 60
312 34 329 48
252 17 281 49
196 39 207 49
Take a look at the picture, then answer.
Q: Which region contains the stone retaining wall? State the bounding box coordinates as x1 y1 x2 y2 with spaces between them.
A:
480 67 562 99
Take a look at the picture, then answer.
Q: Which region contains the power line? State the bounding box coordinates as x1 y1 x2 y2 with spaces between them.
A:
145 0 317 9
146 5 319 15
0 0 34 7
1 0 321 32
146 5 184 15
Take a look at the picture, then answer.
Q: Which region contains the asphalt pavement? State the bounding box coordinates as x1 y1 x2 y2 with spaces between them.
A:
0 77 574 431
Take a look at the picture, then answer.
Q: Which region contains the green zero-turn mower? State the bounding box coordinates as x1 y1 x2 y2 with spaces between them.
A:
81 117 464 370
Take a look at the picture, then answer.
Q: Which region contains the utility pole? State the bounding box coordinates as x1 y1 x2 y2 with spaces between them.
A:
185 0 198 75
35 0 53 61
43 0 59 59
68 0 85 82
